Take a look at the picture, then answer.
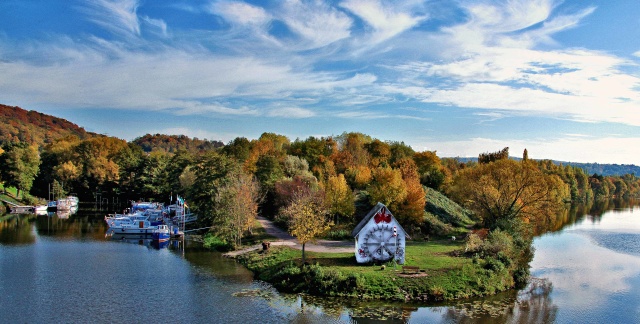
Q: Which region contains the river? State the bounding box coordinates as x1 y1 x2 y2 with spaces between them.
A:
1 201 639 323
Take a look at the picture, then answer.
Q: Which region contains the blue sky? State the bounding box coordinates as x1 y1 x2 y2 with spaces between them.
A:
1 0 640 164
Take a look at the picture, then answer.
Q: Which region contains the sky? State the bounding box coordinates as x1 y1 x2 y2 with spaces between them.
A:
1 0 640 165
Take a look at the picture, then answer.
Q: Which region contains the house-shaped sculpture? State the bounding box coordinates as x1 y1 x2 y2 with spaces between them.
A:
352 203 408 264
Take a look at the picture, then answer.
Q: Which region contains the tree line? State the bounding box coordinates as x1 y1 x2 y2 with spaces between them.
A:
2 133 639 244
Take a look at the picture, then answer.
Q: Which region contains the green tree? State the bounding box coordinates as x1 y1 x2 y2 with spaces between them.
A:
0 143 40 198
189 151 241 226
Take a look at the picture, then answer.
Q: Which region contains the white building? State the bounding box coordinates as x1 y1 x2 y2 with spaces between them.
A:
352 203 408 264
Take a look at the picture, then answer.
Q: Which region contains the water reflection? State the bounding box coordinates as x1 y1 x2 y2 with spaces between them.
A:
1 200 639 323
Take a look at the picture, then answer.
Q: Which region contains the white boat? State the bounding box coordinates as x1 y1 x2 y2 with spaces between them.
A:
108 219 158 235
34 205 48 215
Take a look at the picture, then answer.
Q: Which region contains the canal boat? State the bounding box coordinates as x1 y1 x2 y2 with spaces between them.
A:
152 225 171 242
34 205 48 215
108 219 158 235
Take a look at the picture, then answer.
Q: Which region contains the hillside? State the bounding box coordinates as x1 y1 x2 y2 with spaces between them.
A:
0 104 97 147
132 133 224 154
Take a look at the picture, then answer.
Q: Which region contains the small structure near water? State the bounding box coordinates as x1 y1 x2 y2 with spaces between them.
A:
352 203 408 264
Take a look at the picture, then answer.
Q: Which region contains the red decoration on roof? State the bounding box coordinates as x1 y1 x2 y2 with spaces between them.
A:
374 207 391 224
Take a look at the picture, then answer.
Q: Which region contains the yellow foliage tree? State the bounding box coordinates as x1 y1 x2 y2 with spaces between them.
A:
283 190 332 263
324 174 355 223
449 159 569 229
367 167 407 207
215 172 262 248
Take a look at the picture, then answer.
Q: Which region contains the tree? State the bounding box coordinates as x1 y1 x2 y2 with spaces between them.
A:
189 151 241 226
367 167 407 207
414 150 447 189
281 190 332 263
0 143 40 197
478 147 509 164
449 159 569 229
214 172 262 248
282 155 312 178
324 174 355 224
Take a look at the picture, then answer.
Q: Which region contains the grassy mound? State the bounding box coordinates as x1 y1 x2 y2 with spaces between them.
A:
236 241 515 302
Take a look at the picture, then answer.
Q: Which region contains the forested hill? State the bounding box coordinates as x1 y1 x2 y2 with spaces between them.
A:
0 104 97 147
454 157 640 176
132 133 224 153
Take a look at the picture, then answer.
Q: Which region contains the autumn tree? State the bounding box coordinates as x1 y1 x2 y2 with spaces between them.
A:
324 174 355 224
367 167 407 208
448 159 569 229
214 171 262 248
331 132 371 173
414 150 447 189
392 158 426 227
281 190 332 263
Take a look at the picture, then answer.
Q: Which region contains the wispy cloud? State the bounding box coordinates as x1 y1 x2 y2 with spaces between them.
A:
341 0 428 46
267 106 316 118
82 0 141 36
278 0 352 49
210 1 271 26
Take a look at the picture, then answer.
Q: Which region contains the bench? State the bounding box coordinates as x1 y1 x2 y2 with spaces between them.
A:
402 266 420 274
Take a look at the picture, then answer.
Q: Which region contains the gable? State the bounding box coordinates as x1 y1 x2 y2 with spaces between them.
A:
351 202 408 238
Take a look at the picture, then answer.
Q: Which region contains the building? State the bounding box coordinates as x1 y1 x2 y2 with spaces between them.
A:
352 202 408 264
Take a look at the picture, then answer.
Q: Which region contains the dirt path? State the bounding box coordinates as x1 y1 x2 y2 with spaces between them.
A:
223 216 353 258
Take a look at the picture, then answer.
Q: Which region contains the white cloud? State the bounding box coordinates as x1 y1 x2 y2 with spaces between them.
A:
267 106 316 118
83 0 141 36
278 0 352 49
211 1 271 26
341 0 428 45
141 16 168 36
0 38 377 118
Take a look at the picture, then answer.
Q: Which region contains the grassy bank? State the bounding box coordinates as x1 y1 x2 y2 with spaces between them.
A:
236 240 516 301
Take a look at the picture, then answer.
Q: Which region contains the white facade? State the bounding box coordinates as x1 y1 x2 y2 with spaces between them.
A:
352 203 407 264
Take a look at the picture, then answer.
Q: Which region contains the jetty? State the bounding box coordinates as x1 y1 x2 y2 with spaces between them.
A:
1 198 33 213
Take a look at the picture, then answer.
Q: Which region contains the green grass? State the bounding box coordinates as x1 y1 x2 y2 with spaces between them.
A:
235 237 515 301
241 218 280 246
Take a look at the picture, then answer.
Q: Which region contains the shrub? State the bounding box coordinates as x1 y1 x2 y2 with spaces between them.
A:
202 233 232 251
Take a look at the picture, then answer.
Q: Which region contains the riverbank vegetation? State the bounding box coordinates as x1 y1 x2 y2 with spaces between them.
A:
236 240 519 301
3 104 640 299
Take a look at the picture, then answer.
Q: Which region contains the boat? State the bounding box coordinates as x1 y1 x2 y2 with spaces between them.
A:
34 205 48 215
47 200 57 210
152 225 170 242
108 219 158 235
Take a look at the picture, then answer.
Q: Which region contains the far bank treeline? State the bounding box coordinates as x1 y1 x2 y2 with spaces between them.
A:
2 130 639 220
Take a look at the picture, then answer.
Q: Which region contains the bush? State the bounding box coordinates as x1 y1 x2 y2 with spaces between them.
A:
422 212 453 236
464 233 483 253
323 228 352 240
202 233 233 251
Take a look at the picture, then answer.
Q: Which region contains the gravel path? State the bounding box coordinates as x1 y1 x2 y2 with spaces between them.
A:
223 216 353 258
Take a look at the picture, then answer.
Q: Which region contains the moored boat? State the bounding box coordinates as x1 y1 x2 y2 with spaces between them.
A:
152 225 170 242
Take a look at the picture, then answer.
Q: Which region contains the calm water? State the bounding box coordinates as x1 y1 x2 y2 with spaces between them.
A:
1 203 639 323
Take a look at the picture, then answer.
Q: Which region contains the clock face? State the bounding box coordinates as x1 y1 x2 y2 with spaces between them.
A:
361 224 400 261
